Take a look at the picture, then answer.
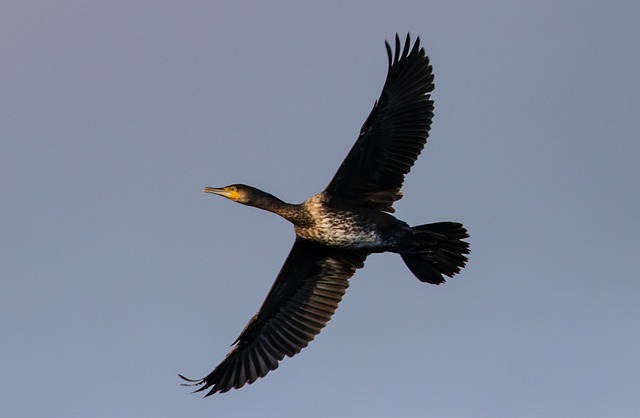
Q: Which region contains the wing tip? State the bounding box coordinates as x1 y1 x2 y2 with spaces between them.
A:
179 372 229 397
386 33 425 68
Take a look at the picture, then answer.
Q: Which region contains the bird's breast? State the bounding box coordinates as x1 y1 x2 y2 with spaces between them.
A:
295 214 380 248
295 195 385 249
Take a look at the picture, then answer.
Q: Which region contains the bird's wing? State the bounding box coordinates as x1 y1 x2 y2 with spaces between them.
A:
180 238 367 396
324 34 435 213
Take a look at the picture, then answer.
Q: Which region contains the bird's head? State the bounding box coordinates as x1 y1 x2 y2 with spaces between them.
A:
203 184 251 204
203 184 286 210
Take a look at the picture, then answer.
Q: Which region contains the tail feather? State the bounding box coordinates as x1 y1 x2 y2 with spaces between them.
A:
401 222 470 285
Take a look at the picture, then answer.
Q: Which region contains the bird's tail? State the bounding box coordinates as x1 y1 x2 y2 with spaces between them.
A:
400 222 470 284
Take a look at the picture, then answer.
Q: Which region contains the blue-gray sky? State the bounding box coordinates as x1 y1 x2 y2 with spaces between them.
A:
2 1 639 417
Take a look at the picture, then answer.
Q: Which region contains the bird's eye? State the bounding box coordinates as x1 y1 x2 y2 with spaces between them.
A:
228 186 237 192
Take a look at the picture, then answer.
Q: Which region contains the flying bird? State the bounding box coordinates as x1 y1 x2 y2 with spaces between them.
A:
181 34 470 396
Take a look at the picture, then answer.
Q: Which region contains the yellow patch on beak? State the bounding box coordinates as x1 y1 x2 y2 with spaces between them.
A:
225 187 240 201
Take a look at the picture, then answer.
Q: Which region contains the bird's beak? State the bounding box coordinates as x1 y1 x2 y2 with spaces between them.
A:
203 186 239 201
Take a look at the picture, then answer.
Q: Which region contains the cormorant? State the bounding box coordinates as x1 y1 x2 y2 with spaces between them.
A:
181 34 470 396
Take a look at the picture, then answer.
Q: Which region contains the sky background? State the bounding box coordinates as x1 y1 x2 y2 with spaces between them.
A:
2 1 639 417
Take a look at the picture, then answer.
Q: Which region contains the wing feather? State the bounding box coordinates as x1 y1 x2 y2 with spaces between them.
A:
181 238 366 396
325 33 435 213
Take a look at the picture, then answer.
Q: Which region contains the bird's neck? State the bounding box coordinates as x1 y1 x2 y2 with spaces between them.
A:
249 192 305 224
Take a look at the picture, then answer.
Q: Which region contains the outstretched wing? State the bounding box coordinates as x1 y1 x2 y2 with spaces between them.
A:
181 238 367 396
324 34 435 213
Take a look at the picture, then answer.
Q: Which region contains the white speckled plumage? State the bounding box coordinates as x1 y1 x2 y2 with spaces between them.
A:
294 193 392 249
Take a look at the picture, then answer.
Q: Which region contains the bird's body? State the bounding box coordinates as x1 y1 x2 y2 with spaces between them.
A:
296 193 407 250
182 34 470 396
